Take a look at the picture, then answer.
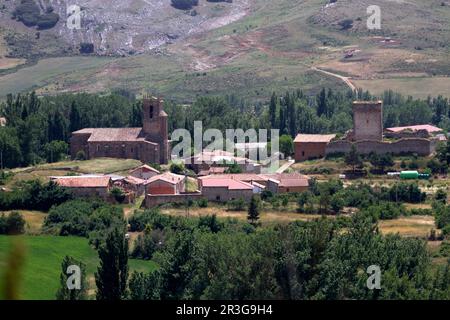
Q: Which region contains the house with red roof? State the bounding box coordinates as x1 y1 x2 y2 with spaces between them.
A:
52 175 112 199
198 177 254 202
294 134 336 162
129 164 160 180
144 172 186 195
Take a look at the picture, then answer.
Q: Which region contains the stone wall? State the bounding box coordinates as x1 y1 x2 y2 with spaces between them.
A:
201 186 254 203
326 138 436 156
70 133 91 159
294 142 328 162
144 192 203 207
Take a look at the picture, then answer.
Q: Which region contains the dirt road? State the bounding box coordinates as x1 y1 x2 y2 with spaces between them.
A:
311 66 357 91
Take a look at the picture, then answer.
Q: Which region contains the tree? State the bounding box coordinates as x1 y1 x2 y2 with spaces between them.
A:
95 228 129 300
44 140 68 163
279 134 294 157
317 88 327 117
369 153 394 172
247 195 260 225
170 162 185 174
69 101 82 133
0 127 22 168
128 271 161 300
269 92 277 128
330 194 344 214
435 189 447 204
56 256 88 300
345 145 362 173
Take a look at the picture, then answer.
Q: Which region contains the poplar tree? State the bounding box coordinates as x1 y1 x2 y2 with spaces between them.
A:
95 228 129 300
56 256 88 300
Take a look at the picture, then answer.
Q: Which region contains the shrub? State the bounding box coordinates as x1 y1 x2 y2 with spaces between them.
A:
110 187 126 203
171 0 199 10
197 198 208 208
170 162 185 174
75 150 86 161
80 43 94 54
0 212 26 235
37 12 59 29
227 198 246 211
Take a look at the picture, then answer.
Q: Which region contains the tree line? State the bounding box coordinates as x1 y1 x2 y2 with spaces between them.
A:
59 211 450 300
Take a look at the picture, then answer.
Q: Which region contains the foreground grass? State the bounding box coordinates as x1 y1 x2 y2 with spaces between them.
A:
0 235 157 300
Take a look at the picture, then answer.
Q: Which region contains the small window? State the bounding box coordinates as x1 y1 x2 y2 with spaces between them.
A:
216 195 220 201
366 119 369 124
302 151 305 156
149 105 154 119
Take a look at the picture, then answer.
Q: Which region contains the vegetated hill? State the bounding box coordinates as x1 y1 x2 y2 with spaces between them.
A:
0 0 250 57
1 0 450 101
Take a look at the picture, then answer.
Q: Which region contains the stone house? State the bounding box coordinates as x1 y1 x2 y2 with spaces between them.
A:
144 172 186 195
129 164 160 180
52 176 112 199
198 178 254 202
294 134 336 162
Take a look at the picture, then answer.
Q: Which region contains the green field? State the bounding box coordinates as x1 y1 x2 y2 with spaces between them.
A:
0 235 157 300
353 77 450 99
0 56 113 97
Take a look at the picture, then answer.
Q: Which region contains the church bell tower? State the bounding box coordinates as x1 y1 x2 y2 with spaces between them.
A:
142 95 169 164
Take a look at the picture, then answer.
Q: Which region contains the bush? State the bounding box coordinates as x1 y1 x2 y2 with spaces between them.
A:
80 43 94 54
43 200 124 244
75 150 86 161
37 12 59 29
128 209 172 232
227 198 246 211
170 162 185 174
197 198 208 208
171 0 199 10
110 187 126 203
0 180 73 211
0 212 26 235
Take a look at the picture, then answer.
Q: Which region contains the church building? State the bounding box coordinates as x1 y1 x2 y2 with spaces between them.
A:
70 96 169 164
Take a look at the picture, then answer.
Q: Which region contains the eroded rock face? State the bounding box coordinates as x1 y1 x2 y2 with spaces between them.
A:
1 0 250 56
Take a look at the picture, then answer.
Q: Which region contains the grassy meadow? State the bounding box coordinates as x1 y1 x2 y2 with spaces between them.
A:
0 235 157 300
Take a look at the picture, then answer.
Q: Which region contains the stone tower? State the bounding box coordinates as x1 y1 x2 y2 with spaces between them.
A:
142 96 169 164
352 100 383 141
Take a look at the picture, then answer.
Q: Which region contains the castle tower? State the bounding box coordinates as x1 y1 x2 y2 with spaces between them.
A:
142 95 169 164
352 100 383 141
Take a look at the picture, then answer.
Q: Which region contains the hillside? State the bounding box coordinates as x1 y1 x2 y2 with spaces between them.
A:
1 0 450 100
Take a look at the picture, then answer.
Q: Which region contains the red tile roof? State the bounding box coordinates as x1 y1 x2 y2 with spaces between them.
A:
294 134 336 143
386 125 442 133
201 178 253 190
199 173 310 188
130 164 160 174
145 172 185 185
124 176 146 185
73 128 149 142
54 176 111 188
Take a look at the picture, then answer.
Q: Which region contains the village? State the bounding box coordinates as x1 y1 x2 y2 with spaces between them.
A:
43 97 445 213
